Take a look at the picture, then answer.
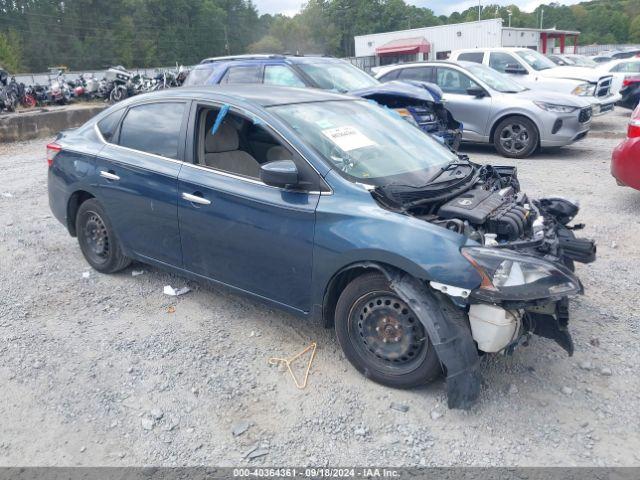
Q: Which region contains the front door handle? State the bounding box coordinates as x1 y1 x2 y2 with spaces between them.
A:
100 170 120 181
182 192 211 206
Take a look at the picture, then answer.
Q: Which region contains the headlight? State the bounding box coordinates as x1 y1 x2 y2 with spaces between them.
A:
461 247 582 301
534 101 577 113
571 83 596 96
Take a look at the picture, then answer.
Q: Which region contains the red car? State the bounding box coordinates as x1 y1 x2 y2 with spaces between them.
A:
612 104 640 190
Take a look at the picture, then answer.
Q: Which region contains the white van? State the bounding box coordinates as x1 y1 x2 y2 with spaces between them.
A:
449 47 619 116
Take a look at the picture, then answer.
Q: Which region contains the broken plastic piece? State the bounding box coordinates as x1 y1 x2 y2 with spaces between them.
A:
82 271 90 279
430 281 470 298
211 104 230 135
268 342 317 389
163 285 190 296
131 270 145 277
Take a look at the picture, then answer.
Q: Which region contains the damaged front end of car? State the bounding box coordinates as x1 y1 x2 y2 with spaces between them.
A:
371 159 596 408
350 80 463 151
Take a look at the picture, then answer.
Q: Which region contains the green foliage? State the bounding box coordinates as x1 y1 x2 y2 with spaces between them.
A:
0 0 639 71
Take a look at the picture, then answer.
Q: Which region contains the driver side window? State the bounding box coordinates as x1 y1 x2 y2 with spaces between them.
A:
435 68 481 94
489 52 521 73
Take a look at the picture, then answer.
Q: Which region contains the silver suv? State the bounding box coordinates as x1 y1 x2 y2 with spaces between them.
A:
376 61 592 158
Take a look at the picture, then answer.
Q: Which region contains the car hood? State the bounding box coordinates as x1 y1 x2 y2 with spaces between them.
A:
349 80 442 104
538 66 606 83
511 88 593 108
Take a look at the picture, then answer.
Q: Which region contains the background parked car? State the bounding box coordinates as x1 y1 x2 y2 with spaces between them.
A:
595 58 640 107
450 47 619 116
611 103 640 190
375 61 592 158
183 54 462 150
547 53 597 68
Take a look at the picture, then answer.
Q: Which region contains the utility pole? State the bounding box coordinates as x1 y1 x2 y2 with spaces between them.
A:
478 0 481 21
540 7 544 29
507 9 512 28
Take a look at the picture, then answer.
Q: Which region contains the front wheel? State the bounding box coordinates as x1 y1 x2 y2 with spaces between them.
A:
335 272 441 389
76 198 131 273
493 116 539 158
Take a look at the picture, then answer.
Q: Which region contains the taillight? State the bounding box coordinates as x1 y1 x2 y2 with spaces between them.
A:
622 76 640 87
46 142 61 167
628 119 640 139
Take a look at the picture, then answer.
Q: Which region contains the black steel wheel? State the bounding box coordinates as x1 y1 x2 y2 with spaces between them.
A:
335 273 441 388
493 116 539 159
76 198 131 273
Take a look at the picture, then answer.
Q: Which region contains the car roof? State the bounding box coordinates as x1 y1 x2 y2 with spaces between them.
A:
195 54 343 68
120 84 355 107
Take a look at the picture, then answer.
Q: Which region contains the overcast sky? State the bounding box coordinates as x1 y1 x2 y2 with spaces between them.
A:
253 0 584 17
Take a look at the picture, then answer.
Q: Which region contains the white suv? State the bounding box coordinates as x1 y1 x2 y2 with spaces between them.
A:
449 47 619 116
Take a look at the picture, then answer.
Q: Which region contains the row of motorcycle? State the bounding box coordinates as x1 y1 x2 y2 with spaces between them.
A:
0 65 189 114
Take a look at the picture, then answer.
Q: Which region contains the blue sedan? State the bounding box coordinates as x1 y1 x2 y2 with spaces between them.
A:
47 86 595 409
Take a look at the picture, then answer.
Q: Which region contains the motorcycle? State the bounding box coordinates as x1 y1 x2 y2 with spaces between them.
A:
104 65 134 103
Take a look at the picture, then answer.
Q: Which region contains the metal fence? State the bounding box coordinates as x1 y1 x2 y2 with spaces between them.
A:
575 44 640 55
343 56 377 73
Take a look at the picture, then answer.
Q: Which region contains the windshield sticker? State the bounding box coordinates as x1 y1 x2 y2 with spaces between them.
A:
322 126 375 151
316 119 334 129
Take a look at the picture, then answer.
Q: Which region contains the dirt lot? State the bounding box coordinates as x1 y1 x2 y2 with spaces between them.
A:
0 109 639 467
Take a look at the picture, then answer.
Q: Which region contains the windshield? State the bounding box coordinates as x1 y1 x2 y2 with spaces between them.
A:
297 61 379 92
516 50 556 71
465 63 526 93
566 55 597 67
270 100 457 184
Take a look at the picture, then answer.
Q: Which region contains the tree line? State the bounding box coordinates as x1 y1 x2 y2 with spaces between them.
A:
1 0 639 73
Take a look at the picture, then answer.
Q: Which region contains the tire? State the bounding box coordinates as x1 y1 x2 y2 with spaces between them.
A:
75 198 131 273
493 116 539 159
334 272 441 389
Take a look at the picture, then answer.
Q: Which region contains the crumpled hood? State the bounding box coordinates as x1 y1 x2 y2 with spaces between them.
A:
350 80 441 104
538 66 607 83
514 89 593 108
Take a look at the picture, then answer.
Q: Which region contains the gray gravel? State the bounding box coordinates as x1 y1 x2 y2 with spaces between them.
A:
0 109 639 466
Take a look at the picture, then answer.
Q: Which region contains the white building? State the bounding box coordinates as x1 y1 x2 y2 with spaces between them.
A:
354 19 580 66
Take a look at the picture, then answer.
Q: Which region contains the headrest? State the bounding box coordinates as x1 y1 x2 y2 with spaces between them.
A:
205 121 239 153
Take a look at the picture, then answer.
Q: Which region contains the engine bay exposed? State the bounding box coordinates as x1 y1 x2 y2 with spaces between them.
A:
373 158 596 268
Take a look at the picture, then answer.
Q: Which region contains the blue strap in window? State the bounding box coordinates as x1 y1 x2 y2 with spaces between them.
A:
211 104 230 135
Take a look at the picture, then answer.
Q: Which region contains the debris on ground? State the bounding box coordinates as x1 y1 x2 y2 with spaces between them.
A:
131 270 145 277
82 271 90 279
390 402 409 413
232 420 251 437
268 342 317 389
163 285 190 296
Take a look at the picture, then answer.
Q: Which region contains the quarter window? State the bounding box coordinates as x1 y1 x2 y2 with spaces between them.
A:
489 52 521 73
264 65 305 87
118 102 185 159
220 65 261 84
97 109 124 142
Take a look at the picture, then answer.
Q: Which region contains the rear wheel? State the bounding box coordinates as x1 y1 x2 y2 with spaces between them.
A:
493 116 539 158
335 272 441 388
75 198 130 273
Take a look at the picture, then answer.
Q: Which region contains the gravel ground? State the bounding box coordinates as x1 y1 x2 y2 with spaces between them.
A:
0 108 639 467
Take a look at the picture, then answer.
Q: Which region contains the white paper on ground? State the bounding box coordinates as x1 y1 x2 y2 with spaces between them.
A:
163 285 191 296
82 271 90 279
321 126 375 151
131 270 145 277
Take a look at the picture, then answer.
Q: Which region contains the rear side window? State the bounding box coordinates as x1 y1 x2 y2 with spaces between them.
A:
220 66 261 84
457 52 484 63
398 67 434 82
183 67 213 86
97 109 124 142
118 103 185 159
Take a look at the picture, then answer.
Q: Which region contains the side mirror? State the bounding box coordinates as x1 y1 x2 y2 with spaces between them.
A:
467 87 487 97
260 160 299 189
505 64 527 74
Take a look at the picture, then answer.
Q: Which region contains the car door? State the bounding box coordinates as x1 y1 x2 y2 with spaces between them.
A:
434 66 493 140
95 101 189 266
177 102 325 312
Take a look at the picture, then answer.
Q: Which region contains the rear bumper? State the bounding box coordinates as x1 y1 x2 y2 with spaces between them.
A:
611 136 640 190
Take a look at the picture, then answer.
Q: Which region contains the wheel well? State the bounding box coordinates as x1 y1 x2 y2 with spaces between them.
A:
489 113 540 146
66 191 94 237
322 262 407 328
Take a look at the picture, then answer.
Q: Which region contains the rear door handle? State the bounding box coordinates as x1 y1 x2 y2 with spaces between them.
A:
100 170 120 181
182 192 211 206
